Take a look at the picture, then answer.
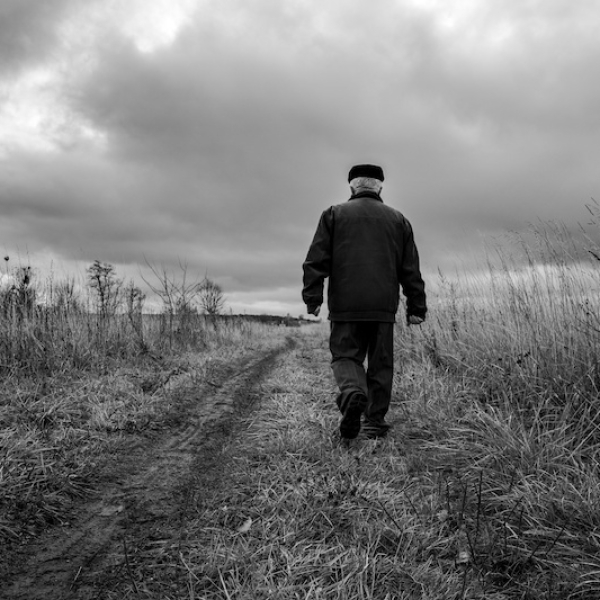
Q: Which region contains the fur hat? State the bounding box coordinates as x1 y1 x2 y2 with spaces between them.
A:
348 164 385 182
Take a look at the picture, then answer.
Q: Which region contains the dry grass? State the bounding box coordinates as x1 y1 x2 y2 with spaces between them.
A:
0 307 283 550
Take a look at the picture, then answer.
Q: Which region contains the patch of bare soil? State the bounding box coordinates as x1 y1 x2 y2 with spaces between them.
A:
3 337 295 599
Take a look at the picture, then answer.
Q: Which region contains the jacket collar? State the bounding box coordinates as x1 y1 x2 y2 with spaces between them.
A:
349 190 383 202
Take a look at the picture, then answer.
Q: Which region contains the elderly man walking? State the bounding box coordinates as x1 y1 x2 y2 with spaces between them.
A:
302 164 427 440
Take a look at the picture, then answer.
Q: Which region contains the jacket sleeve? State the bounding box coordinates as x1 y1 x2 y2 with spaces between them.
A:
398 222 427 320
302 208 333 308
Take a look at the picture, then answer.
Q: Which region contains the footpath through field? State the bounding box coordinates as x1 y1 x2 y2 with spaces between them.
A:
165 324 479 600
3 327 295 599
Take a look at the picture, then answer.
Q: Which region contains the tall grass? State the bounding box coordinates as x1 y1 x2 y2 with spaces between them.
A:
429 234 598 393
0 273 285 551
414 223 600 434
392 223 600 596
0 288 259 377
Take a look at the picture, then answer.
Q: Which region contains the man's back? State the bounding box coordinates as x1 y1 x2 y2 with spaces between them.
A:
328 193 411 321
303 189 426 322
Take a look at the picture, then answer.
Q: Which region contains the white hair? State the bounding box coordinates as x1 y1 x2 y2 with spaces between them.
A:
349 177 383 194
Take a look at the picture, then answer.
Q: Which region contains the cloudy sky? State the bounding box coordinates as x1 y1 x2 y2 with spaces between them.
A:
1 0 599 315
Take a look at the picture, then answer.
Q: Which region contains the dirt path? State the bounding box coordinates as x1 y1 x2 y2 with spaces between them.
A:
3 336 295 600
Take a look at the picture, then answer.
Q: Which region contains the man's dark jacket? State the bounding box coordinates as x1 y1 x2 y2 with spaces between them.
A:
302 191 427 322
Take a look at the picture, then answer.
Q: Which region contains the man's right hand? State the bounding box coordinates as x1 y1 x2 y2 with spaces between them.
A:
408 315 424 325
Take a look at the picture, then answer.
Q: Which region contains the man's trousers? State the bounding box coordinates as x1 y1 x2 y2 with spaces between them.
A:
329 321 394 426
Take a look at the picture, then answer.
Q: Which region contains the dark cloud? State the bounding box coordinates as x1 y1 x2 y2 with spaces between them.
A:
0 0 76 75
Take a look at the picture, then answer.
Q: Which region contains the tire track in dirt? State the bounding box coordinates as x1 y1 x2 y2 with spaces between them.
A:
3 337 295 600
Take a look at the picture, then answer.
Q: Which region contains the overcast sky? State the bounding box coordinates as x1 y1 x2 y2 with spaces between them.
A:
1 0 599 315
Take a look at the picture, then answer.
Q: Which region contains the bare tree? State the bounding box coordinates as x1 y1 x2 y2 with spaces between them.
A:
124 280 145 320
141 258 204 348
87 260 122 317
124 279 147 351
141 258 200 316
199 276 225 316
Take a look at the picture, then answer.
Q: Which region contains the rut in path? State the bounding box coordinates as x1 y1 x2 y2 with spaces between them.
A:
3 339 294 600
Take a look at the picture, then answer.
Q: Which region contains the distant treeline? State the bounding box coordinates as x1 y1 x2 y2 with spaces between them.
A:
223 313 316 326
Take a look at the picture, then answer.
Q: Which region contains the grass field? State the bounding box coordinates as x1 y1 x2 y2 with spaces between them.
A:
2 228 600 598
0 308 280 547
176 300 600 600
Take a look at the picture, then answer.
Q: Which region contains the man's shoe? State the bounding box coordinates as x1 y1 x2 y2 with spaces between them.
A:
339 393 367 439
361 421 391 440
